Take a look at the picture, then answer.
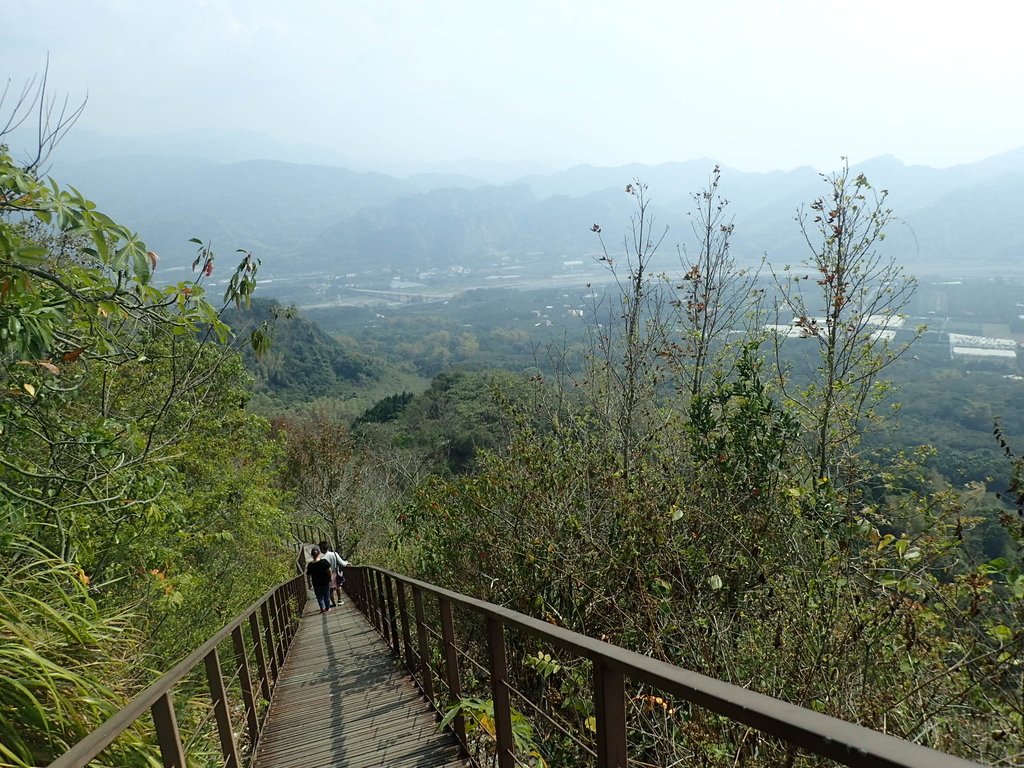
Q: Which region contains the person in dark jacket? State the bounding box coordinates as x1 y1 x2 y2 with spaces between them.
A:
305 547 333 614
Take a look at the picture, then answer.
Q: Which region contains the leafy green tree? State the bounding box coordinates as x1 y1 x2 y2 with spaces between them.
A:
279 407 367 553
0 83 290 763
352 391 414 426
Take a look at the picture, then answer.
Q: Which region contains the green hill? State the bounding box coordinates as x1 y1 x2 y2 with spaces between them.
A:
225 299 383 403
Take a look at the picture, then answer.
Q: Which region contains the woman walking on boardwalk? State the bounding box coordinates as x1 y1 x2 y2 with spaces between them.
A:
305 547 333 614
318 540 349 607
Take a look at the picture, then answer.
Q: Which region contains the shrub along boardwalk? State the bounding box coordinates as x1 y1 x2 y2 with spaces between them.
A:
253 593 466 768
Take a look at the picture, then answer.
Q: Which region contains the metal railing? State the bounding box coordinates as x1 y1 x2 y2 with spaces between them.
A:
289 521 326 548
345 565 983 768
49 575 307 768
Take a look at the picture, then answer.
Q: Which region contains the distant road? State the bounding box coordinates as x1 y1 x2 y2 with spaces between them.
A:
295 272 618 310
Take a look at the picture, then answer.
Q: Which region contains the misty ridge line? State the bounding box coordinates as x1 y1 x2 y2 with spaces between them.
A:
42 132 1024 282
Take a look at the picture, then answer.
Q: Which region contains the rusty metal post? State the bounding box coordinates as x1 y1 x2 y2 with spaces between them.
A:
593 662 627 768
289 582 299 634
413 586 434 703
439 597 466 749
487 616 514 768
204 646 240 768
279 588 291 648
377 571 390 641
271 590 286 666
288 579 298 624
232 625 260 749
353 568 364 612
367 571 380 630
285 584 296 645
348 567 358 611
385 574 401 655
151 691 186 768
378 572 390 640
283 584 295 644
260 600 278 680
374 571 389 641
268 591 280 666
249 612 271 701
396 581 415 672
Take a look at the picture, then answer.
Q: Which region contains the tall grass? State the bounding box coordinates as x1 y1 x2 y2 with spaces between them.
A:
0 535 157 767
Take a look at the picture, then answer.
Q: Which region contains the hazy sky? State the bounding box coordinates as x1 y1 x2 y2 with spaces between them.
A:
4 0 1022 174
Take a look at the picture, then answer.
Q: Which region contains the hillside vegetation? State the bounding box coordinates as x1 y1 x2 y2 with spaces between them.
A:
0 141 294 765
225 298 382 400
281 171 1024 766
5 131 1024 767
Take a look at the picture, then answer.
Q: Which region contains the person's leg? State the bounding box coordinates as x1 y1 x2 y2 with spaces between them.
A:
316 585 330 612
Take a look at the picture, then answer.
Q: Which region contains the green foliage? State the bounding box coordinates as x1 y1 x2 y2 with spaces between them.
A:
356 369 534 475
279 408 366 555
0 139 293 762
686 344 798 502
395 174 1024 765
440 697 547 767
773 162 919 487
406 368 1024 762
0 536 157 767
305 287 584 379
7 131 1018 765
225 298 382 404
352 391 414 426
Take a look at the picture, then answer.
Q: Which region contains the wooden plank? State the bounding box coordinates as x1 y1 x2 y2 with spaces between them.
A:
253 593 466 768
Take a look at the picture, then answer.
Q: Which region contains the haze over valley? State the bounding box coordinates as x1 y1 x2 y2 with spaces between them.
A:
46 144 1024 311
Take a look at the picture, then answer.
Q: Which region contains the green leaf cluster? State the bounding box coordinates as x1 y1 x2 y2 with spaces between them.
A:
0 146 293 762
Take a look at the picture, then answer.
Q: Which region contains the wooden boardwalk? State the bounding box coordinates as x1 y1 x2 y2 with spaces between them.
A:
253 592 466 768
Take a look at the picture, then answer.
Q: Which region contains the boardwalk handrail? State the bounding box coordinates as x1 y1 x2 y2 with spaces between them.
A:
346 565 983 768
288 521 328 548
49 575 307 768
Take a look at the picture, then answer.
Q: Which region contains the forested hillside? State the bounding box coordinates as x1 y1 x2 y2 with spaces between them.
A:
224 298 382 402
10 3 1024 765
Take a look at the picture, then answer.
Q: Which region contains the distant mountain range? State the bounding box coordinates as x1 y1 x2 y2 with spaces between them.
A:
47 146 1024 283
